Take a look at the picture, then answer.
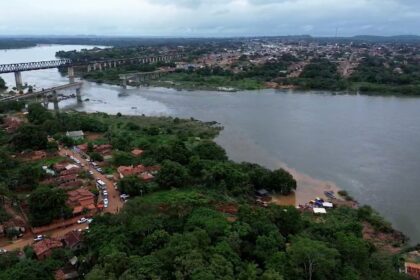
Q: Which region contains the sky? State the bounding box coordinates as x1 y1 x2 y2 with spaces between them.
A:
0 0 418 37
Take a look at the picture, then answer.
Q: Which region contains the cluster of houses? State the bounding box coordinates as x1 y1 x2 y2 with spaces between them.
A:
42 162 84 190
32 230 84 280
76 143 113 160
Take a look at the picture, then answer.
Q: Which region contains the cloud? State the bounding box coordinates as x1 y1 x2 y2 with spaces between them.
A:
0 0 418 36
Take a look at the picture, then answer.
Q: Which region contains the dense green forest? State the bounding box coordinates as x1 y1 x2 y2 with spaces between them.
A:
288 59 348 91
0 103 411 279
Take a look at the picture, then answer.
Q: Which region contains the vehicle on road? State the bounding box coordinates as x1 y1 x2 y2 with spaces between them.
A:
33 235 45 242
96 179 106 190
104 198 109 208
89 170 94 176
77 217 88 224
103 190 108 197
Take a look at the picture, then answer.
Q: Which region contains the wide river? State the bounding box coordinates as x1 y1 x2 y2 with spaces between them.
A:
1 45 420 243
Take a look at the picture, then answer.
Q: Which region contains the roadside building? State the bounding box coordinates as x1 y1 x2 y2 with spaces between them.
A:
66 189 96 215
62 230 84 251
94 144 113 156
66 130 84 140
117 164 155 181
33 238 63 260
404 251 420 279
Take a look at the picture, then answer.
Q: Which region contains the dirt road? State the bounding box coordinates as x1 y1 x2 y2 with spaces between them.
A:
0 147 124 252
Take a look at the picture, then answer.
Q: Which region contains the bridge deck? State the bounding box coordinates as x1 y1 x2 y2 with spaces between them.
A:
0 82 82 102
0 59 71 74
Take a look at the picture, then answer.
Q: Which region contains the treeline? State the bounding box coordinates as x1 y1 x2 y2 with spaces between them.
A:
0 39 36 50
288 58 348 91
63 192 408 280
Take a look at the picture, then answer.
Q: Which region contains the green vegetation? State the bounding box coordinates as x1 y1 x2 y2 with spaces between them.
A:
52 194 408 279
349 55 420 95
154 71 264 90
0 40 36 50
28 186 71 227
289 59 348 91
0 77 7 90
0 104 410 279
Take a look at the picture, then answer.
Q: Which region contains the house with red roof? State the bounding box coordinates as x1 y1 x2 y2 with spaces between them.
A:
62 230 84 251
33 238 63 260
66 189 96 215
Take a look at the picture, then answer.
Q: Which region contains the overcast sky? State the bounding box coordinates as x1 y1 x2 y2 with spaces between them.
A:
0 0 418 37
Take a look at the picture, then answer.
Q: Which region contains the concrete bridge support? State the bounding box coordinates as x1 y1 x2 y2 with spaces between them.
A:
68 67 75 83
14 71 23 91
76 88 82 103
122 77 127 89
52 90 59 111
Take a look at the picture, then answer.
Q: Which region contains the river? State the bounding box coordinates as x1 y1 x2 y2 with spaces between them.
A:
1 45 420 243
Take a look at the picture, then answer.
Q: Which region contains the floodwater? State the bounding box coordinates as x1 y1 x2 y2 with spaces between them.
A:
1 45 420 243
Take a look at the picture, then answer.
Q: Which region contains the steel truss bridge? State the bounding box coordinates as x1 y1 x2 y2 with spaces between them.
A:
0 59 72 74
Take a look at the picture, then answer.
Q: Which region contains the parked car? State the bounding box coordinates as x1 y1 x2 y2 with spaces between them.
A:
33 235 45 242
103 190 108 197
77 217 88 224
89 170 94 175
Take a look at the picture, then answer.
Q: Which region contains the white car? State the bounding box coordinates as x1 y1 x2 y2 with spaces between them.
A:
103 190 108 196
0 248 7 254
89 170 94 175
77 217 88 224
33 235 45 242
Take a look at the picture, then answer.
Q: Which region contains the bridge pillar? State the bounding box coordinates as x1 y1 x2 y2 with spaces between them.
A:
97 63 102 71
113 61 117 68
87 65 92 72
76 88 82 103
14 71 23 91
68 66 75 83
122 77 127 89
53 90 59 111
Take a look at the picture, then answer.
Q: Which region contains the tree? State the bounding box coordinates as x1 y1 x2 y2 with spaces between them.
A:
193 141 227 161
0 77 6 89
288 237 339 280
89 152 104 162
118 176 154 196
27 103 52 125
156 160 189 189
12 124 48 151
266 169 296 195
28 186 69 226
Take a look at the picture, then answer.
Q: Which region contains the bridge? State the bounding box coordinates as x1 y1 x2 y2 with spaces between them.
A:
0 59 71 74
0 82 83 110
119 69 176 88
0 54 182 91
